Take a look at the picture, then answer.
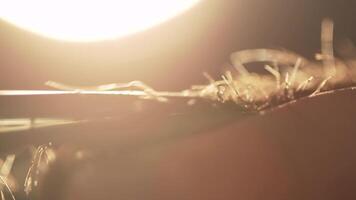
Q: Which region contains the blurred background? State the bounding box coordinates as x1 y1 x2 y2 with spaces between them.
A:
1 1 356 200
0 0 355 91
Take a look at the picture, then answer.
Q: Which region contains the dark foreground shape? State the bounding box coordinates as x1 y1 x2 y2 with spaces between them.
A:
35 89 356 200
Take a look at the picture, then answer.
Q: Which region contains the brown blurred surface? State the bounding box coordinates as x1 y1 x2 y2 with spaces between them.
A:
37 89 356 200
151 90 356 200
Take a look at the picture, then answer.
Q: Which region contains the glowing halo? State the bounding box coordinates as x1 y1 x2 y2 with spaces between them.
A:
0 0 200 42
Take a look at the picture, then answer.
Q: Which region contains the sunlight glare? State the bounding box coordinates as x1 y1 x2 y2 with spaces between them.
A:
0 0 200 42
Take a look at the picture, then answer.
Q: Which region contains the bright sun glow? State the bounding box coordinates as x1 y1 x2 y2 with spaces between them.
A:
0 0 200 42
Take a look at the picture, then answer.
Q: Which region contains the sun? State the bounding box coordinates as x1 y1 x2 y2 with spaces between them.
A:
0 0 200 42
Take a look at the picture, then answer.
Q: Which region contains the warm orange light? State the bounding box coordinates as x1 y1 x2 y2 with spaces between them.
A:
0 0 200 42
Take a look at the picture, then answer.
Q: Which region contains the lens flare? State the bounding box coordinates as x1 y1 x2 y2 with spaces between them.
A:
0 0 200 42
